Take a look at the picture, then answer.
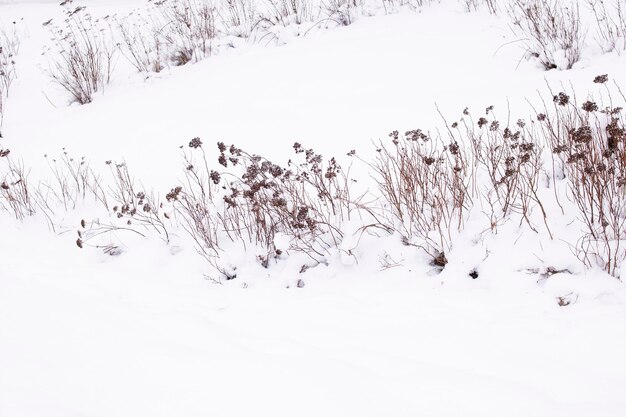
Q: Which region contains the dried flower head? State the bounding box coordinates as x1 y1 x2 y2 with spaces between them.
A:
570 126 593 144
166 186 182 201
582 101 598 112
210 170 221 185
593 74 608 84
553 92 570 106
189 137 202 149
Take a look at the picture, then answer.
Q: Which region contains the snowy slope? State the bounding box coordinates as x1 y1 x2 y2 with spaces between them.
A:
1 215 626 417
1 0 626 416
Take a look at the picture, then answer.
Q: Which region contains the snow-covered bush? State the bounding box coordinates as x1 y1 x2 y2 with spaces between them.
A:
321 0 361 26
0 152 35 220
219 0 258 37
116 9 169 73
47 6 117 104
0 23 19 136
586 0 626 53
454 107 551 238
261 0 314 26
76 161 171 252
166 138 366 276
41 152 107 212
369 129 472 267
159 0 218 65
116 0 220 73
508 0 584 70
462 0 498 14
535 75 626 276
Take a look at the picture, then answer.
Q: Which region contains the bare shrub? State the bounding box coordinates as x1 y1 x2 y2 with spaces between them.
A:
75 160 171 254
115 10 168 73
381 0 440 14
0 23 20 137
367 129 472 266
0 151 35 220
261 0 314 26
586 0 626 53
453 106 551 237
158 0 218 65
508 0 584 70
463 0 498 14
321 0 361 26
219 0 258 37
535 76 626 276
104 161 170 241
38 151 108 213
168 138 368 275
116 0 218 73
47 6 117 104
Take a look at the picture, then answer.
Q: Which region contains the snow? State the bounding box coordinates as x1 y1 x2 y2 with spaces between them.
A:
1 0 626 416
2 219 626 417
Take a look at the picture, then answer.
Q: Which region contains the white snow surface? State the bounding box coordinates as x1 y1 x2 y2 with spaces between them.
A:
1 0 626 416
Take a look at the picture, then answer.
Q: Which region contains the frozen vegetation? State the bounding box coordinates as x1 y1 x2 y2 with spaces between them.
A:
1 0 626 415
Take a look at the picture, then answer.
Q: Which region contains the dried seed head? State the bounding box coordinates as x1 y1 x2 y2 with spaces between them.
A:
570 126 593 144
189 137 202 149
553 92 570 106
582 101 598 112
593 74 608 84
423 156 436 165
519 142 534 152
228 144 241 155
210 170 221 185
269 164 283 178
223 196 237 208
405 129 428 141
166 186 182 202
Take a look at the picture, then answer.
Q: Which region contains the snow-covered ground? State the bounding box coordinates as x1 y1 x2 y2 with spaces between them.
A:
2 0 626 415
